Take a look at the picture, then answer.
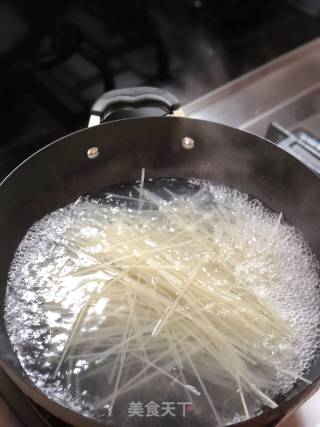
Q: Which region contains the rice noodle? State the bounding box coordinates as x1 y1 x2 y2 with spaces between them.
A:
4 177 320 425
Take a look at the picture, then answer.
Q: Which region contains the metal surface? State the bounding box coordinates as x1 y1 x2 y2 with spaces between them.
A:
88 115 101 128
184 37 320 137
0 116 319 426
87 146 100 159
181 136 195 150
266 123 320 175
0 368 50 427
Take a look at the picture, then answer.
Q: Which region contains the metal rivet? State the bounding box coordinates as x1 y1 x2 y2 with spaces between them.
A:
182 137 195 150
87 146 100 159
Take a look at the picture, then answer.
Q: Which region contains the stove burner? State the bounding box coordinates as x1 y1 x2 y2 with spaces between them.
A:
266 122 320 175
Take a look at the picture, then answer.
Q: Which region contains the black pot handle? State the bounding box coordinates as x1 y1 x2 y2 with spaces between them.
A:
89 87 182 126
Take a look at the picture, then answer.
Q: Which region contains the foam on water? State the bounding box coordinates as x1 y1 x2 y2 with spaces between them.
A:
4 178 320 426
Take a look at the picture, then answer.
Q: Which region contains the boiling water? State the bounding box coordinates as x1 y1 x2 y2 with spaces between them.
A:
4 178 320 426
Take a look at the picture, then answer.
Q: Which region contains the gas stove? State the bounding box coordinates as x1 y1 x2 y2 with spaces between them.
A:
1 37 320 427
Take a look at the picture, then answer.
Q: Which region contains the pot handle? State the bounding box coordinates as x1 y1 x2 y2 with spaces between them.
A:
88 87 183 127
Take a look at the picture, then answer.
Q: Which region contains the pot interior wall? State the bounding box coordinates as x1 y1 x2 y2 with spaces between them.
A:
0 117 319 426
